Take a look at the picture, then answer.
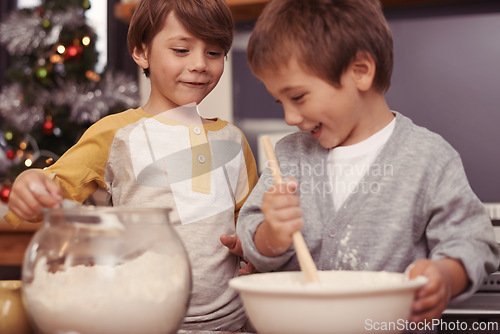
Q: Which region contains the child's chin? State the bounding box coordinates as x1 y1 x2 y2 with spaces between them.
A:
318 138 340 150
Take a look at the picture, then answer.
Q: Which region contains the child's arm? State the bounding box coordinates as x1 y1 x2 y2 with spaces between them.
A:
407 258 468 322
8 169 62 220
254 178 304 257
220 129 259 273
223 178 303 274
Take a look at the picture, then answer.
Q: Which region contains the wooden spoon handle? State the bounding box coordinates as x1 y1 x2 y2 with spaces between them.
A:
292 231 321 283
261 135 320 284
261 136 283 184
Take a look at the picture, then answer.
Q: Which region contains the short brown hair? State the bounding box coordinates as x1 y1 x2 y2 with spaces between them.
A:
127 0 234 77
247 0 393 92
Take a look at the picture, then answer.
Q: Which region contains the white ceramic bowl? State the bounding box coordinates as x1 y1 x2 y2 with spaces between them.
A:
230 270 427 334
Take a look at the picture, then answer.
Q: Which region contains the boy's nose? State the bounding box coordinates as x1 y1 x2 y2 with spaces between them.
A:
284 107 303 126
188 53 208 72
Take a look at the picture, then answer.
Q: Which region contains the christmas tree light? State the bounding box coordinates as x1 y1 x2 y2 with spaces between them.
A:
0 0 140 202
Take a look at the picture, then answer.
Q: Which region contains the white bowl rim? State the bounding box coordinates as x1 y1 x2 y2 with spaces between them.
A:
229 270 428 296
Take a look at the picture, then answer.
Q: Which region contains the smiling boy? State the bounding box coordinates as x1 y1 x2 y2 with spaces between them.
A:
237 0 499 324
130 10 224 114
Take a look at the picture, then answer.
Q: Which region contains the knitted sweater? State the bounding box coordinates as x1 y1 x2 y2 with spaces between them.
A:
238 112 499 303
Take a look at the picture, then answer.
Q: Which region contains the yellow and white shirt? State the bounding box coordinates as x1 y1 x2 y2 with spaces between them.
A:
6 107 258 331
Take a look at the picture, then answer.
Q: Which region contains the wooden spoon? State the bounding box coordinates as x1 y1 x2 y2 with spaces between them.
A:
261 135 321 284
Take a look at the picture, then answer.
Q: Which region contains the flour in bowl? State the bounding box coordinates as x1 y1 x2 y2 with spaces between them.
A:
234 270 408 293
24 251 190 334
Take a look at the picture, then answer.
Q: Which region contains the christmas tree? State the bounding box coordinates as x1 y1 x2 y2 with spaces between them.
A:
0 0 139 203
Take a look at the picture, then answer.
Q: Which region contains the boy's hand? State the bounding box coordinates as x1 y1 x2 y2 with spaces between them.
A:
8 170 62 220
407 258 468 323
254 178 304 257
220 234 257 275
220 234 244 257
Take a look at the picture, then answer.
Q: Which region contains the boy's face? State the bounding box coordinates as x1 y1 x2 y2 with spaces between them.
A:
257 59 371 149
139 12 225 112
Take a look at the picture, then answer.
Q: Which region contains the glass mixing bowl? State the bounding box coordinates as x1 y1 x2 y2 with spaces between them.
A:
22 207 191 334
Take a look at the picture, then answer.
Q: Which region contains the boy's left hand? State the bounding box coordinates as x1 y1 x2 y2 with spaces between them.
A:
406 258 467 323
220 234 257 275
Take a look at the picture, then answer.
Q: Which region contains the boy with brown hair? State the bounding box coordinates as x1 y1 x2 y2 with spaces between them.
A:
237 0 498 324
7 0 257 330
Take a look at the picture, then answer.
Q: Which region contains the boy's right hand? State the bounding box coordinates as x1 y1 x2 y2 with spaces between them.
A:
254 178 304 257
8 170 62 220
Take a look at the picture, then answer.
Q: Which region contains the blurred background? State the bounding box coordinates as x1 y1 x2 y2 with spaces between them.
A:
1 0 499 280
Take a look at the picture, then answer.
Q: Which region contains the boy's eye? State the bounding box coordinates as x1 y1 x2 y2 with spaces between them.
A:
275 99 282 105
291 94 305 101
207 51 222 57
172 48 189 54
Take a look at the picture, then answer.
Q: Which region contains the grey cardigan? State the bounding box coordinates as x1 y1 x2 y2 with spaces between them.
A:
237 112 499 302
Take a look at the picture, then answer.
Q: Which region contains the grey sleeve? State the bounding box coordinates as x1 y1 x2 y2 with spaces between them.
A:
425 156 499 303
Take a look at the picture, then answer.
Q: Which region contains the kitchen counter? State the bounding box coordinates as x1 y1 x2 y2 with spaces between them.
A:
444 292 500 316
0 188 109 266
0 203 41 266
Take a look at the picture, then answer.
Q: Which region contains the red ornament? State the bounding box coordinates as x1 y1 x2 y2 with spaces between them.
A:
64 45 83 60
43 118 54 135
0 185 11 203
6 149 15 160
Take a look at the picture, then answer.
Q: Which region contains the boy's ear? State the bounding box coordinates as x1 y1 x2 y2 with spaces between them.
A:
132 45 149 70
350 51 376 92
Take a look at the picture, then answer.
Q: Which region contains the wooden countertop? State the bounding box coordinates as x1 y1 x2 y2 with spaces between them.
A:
0 189 108 266
0 204 41 266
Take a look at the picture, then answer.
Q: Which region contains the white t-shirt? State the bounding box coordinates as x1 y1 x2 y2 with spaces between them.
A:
328 117 396 211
